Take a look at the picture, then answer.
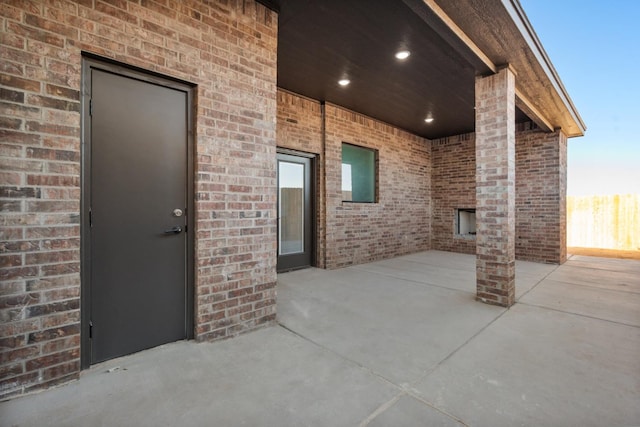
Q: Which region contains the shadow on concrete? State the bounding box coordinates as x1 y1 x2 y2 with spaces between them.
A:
2 251 639 426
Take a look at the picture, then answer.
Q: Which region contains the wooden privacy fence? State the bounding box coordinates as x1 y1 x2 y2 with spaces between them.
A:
567 194 640 250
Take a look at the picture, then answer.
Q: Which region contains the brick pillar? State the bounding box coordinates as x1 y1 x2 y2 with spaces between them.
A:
475 67 516 307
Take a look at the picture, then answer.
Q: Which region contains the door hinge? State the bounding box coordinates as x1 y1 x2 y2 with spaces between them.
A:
89 99 93 116
89 320 93 338
89 208 93 227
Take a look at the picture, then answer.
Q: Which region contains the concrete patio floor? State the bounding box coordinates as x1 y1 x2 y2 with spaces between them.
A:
2 250 639 426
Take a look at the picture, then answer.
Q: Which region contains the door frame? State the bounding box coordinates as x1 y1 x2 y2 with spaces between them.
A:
276 148 316 272
80 55 196 368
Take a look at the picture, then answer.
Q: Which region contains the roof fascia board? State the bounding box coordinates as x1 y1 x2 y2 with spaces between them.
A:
515 88 554 132
502 0 586 135
410 0 557 133
402 0 496 74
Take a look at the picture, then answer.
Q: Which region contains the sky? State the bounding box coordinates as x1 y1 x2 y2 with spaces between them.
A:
519 0 640 196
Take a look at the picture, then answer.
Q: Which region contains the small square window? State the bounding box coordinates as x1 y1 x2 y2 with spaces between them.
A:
457 208 476 235
342 143 376 203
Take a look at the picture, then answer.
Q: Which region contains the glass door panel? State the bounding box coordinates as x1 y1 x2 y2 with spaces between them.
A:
277 153 313 272
279 161 304 255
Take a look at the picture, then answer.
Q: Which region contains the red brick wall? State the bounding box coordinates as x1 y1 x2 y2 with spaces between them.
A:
277 92 432 268
431 132 476 254
277 90 323 155
275 90 326 266
516 127 567 263
430 123 568 265
324 104 431 268
0 0 277 398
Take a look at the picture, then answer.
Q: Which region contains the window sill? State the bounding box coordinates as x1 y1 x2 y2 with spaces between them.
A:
455 233 476 240
342 201 377 204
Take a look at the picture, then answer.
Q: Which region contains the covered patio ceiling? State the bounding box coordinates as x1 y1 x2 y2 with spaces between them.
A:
269 0 586 140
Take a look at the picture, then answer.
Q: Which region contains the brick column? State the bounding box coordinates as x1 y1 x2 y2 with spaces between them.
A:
475 67 516 307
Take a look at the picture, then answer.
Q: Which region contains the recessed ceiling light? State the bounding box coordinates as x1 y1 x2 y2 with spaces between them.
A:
424 117 434 123
338 79 350 86
395 50 410 60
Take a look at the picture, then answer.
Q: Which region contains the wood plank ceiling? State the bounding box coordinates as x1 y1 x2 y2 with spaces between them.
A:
275 0 529 139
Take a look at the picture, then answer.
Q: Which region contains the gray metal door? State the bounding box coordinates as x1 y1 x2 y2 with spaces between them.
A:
277 153 313 271
88 67 190 363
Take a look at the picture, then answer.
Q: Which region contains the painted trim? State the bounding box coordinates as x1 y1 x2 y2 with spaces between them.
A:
515 88 554 132
418 0 497 74
502 0 587 134
411 0 585 136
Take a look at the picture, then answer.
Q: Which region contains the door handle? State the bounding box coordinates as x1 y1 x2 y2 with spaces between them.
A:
164 226 182 234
